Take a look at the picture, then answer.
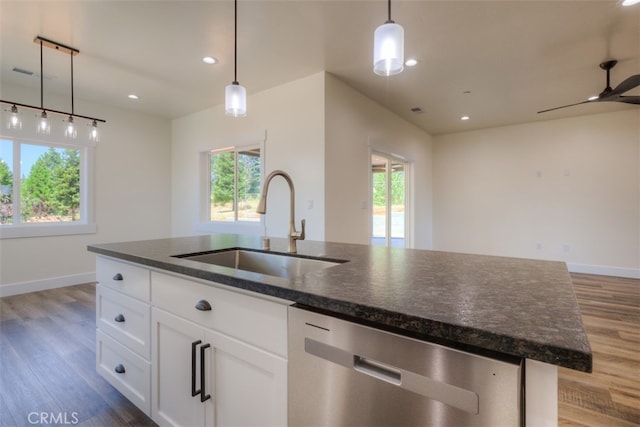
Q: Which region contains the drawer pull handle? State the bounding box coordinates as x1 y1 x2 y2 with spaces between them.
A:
112 273 123 281
191 340 202 397
114 313 125 323
200 343 211 402
195 300 212 311
115 364 126 374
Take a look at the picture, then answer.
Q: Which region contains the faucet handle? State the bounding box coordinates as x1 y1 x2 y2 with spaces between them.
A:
300 219 306 240
294 219 306 241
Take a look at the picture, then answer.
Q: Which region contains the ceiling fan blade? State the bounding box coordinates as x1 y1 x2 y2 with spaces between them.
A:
537 100 590 114
607 75 640 97
612 95 640 105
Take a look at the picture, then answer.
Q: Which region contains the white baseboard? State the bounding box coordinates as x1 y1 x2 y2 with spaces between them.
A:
567 263 640 279
0 272 96 297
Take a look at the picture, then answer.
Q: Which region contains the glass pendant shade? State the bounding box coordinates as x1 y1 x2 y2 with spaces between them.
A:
373 22 405 76
225 82 247 117
64 116 77 139
7 105 22 130
89 120 100 142
37 111 51 134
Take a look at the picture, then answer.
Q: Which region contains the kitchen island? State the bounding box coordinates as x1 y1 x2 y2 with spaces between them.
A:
88 234 591 426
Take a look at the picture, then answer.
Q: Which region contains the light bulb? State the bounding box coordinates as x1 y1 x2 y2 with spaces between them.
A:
373 22 404 76
89 120 100 142
64 116 77 139
7 105 22 130
225 82 247 117
37 111 51 135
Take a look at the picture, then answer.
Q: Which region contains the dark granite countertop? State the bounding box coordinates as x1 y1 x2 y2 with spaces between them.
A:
88 234 592 372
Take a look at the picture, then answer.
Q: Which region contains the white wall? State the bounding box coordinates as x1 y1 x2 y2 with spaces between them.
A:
171 72 325 241
433 109 640 278
0 84 172 295
324 74 433 248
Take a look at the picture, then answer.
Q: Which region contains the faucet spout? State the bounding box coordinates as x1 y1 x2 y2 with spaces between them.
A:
256 170 306 253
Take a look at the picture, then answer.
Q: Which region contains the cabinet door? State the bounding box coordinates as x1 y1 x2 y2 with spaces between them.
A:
152 308 210 427
206 329 287 427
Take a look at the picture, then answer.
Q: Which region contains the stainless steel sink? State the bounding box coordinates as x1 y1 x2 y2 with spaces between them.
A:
173 249 345 279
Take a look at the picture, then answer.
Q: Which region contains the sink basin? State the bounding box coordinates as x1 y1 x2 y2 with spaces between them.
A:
173 248 346 279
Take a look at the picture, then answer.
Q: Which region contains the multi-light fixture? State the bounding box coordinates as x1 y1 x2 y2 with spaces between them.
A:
1 36 106 141
225 0 247 117
373 0 405 76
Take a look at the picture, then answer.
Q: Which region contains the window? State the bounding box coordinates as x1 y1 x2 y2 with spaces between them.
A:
207 145 261 222
0 138 95 238
371 152 408 247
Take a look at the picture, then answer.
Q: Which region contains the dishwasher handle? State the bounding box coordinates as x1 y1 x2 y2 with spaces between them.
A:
304 338 479 415
354 356 402 385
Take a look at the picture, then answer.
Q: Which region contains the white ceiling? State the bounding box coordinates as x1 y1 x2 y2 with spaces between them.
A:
1 0 638 136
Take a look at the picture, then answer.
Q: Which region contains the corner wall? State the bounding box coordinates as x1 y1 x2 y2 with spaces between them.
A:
0 84 172 295
171 72 326 241
324 73 434 248
433 109 640 278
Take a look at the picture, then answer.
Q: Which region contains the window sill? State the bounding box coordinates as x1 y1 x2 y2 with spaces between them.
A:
0 222 97 239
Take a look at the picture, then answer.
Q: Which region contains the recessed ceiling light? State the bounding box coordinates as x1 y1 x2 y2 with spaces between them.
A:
405 58 419 67
587 95 599 101
128 94 139 100
622 0 640 6
202 56 218 64
461 115 470 121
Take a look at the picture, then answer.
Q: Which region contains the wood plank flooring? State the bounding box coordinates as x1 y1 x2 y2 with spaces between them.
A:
0 284 155 426
558 273 640 427
0 274 638 426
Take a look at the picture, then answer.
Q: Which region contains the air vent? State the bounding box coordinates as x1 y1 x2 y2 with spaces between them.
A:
410 107 425 114
13 67 34 76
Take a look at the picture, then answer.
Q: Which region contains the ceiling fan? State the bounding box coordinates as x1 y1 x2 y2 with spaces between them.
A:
538 60 640 114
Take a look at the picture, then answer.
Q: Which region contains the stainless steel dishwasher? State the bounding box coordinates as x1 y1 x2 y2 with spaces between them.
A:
288 306 524 426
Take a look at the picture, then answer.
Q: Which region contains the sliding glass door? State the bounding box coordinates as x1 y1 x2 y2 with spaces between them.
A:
371 152 407 247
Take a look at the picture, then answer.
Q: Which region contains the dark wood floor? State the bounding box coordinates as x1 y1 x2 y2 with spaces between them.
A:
0 274 638 426
0 283 155 426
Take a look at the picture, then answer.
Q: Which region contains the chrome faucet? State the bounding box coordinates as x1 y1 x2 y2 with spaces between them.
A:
257 170 305 253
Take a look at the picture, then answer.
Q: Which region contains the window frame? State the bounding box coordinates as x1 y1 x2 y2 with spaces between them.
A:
198 141 265 234
0 136 96 239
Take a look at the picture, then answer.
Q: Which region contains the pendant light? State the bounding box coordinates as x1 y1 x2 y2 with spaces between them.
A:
64 115 77 139
373 0 404 76
7 104 22 129
0 36 105 139
37 111 51 134
89 120 100 142
225 0 247 117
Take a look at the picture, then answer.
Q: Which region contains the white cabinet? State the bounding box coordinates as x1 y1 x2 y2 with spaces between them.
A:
95 257 151 415
152 307 287 427
95 256 289 427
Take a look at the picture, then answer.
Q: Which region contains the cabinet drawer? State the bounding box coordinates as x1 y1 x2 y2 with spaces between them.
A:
151 272 289 357
97 330 151 416
97 285 151 359
96 256 150 301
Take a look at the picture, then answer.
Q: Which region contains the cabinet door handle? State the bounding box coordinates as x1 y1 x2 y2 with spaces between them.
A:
114 313 125 323
200 343 211 402
195 300 212 311
191 340 202 397
112 273 123 281
115 364 126 374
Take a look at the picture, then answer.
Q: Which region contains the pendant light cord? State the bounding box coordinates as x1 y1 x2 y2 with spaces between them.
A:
70 50 75 114
233 0 238 84
387 0 393 23
40 40 44 109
